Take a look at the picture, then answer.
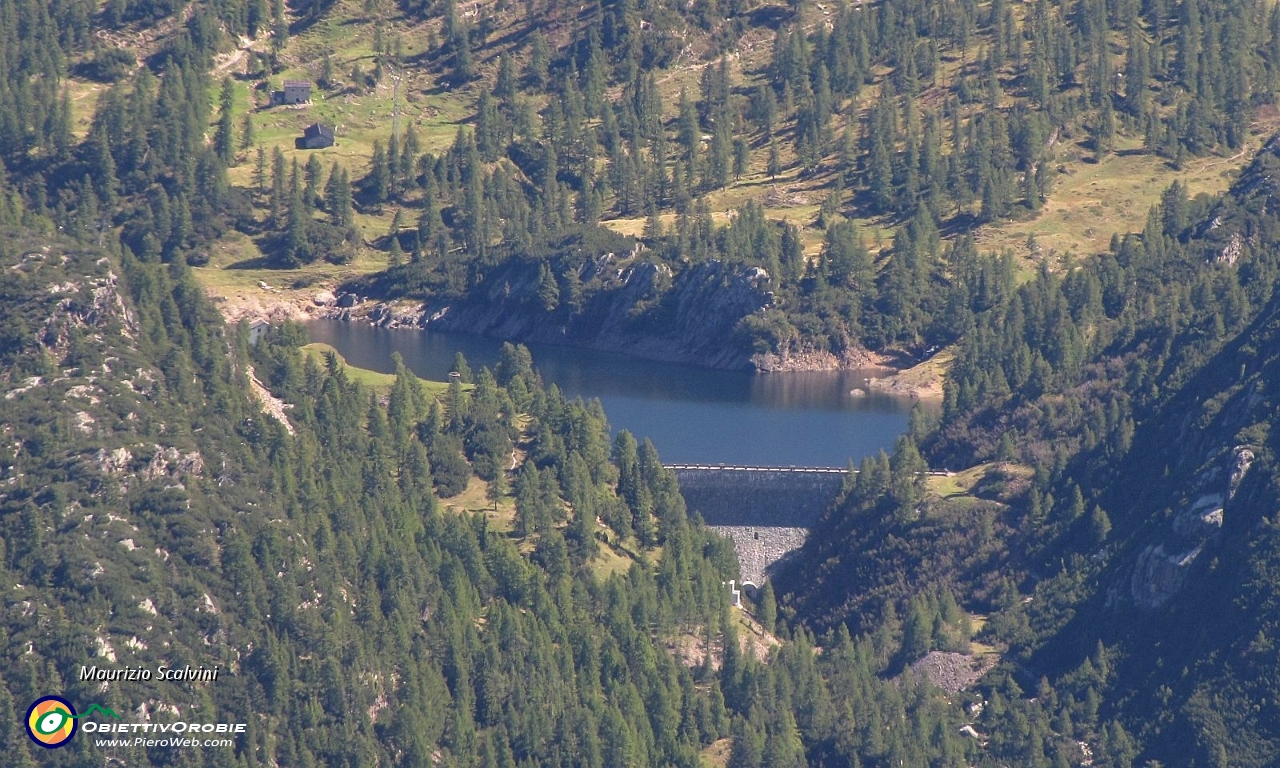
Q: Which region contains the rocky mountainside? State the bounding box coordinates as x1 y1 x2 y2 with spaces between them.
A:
413 256 776 369
1058 284 1280 766
773 137 1280 766
0 229 754 767
346 238 879 370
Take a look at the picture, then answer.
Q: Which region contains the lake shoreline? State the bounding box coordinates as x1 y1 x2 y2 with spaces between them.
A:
303 318 917 467
208 284 946 397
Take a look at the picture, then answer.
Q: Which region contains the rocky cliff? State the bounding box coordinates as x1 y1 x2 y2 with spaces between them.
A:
436 257 772 368
343 252 878 371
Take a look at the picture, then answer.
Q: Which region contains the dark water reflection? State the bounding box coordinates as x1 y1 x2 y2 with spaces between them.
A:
305 320 918 466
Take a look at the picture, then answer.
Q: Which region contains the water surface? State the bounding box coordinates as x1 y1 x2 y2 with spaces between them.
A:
306 320 916 467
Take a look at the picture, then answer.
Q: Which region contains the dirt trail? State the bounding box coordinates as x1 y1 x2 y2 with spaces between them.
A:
213 34 266 77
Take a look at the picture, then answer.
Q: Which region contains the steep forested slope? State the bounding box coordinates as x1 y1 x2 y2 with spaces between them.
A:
27 0 1269 370
0 227 1068 768
0 230 749 766
777 133 1280 767
324 0 1280 368
0 229 1006 768
5 0 1280 765
1059 284 1280 768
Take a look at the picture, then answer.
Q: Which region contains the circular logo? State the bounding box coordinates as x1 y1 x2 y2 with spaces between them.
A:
26 696 77 748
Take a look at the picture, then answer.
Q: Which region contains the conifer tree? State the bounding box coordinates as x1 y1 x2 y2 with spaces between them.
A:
678 88 700 183
451 351 473 383
369 139 390 205
733 138 750 181
214 77 236 163
241 112 255 151
758 581 777 632
270 146 286 223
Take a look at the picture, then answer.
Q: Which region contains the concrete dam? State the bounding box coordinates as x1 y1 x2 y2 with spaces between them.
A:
668 465 846 586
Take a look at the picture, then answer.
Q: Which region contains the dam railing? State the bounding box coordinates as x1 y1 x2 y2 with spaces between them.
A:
663 464 847 474
664 464 953 476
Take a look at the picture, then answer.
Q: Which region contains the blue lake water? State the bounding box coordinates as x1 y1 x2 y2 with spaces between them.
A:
305 319 917 467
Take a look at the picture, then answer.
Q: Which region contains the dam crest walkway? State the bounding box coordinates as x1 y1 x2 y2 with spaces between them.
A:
663 464 846 474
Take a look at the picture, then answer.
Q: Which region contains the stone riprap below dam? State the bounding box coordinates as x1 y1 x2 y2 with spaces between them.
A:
669 466 845 584
709 526 810 586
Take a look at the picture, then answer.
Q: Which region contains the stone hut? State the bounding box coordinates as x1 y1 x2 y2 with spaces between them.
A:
273 80 312 105
297 123 335 150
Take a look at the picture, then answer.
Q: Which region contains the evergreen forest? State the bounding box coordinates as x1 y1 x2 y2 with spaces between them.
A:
0 0 1279 766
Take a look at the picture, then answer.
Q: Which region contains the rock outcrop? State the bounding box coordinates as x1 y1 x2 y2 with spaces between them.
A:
420 258 772 369
342 256 875 371
1126 442 1258 610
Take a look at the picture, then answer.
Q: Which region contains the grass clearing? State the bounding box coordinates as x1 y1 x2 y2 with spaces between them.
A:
64 77 106 139
480 497 518 535
440 475 508 516
439 476 497 515
700 738 733 768
195 228 392 315
975 131 1267 273
300 342 456 398
927 461 1035 498
927 462 998 499
590 541 636 579
968 613 1001 657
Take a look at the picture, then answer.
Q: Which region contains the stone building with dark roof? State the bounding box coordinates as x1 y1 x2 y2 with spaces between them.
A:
273 80 312 105
297 123 335 150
